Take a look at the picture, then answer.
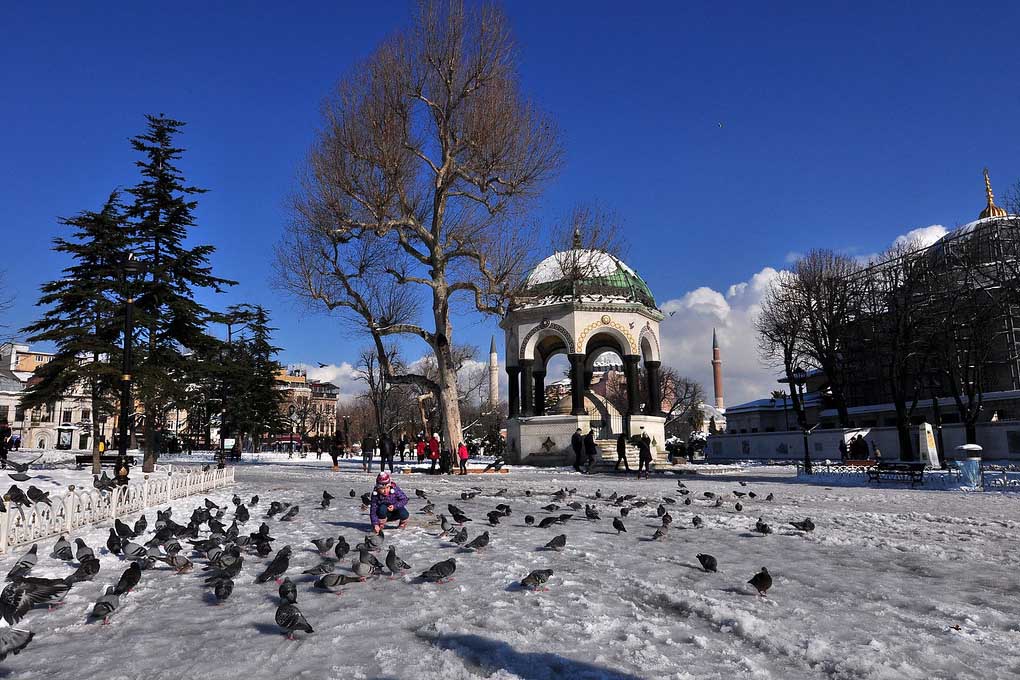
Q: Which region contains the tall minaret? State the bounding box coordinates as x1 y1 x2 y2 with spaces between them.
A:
488 336 499 409
711 329 724 410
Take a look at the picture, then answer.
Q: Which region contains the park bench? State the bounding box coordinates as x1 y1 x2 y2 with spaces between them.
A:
866 461 926 487
74 454 136 469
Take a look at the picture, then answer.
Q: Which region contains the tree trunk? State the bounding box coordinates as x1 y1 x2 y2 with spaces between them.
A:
91 391 102 476
965 420 977 445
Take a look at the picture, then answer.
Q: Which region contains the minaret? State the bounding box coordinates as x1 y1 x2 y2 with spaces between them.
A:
488 336 499 409
711 329 724 410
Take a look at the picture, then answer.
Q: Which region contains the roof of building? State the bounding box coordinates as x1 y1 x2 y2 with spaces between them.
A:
522 248 657 309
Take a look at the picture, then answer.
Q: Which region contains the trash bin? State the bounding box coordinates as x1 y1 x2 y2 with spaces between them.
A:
958 458 982 488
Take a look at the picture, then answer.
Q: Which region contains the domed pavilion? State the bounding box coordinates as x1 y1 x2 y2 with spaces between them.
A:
501 232 666 465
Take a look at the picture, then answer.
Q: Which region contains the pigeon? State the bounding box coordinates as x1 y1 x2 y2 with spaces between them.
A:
106 529 123 556
114 518 135 539
358 548 384 571
524 515 535 526
567 502 582 510
266 502 284 518
235 505 250 524
739 481 747 487
6 545 37 581
765 493 774 502
52 536 73 561
420 558 456 583
115 563 142 595
733 491 746 499
542 504 559 512
74 538 95 563
544 534 566 551
90 586 120 624
415 489 427 499
422 501 435 515
683 498 692 506
26 486 50 506
1 579 68 623
748 492 757 499
159 554 193 574
486 511 503 526
692 515 703 528
6 486 31 508
656 504 666 517
311 537 335 555
585 506 601 521
314 573 361 591
461 491 478 500
661 513 673 527
204 498 220 510
6 457 39 475
250 495 259 506
464 531 490 551
321 491 335 509
704 492 715 499
280 505 300 521
64 556 101 585
734 502 743 512
385 546 411 576
450 527 469 545
279 577 298 604
450 509 472 524
612 518 627 535
133 515 147 536
276 603 313 640
696 553 717 572
651 527 668 541
0 619 34 660
620 507 630 517
334 537 351 561
214 577 234 602
256 546 292 584
232 494 242 507
121 541 154 563
303 560 337 576
790 518 815 532
521 569 554 591
748 567 773 596
754 517 773 535
352 560 378 580
365 532 384 551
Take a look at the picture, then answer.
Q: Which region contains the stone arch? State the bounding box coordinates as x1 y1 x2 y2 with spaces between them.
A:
638 323 660 363
519 321 574 362
576 317 637 356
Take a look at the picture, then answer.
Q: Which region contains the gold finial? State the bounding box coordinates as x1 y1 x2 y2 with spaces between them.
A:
980 167 1007 219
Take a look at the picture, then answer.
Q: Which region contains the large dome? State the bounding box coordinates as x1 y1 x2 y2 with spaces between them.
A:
522 249 657 308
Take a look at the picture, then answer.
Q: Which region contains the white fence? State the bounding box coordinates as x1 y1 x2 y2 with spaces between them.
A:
0 466 235 555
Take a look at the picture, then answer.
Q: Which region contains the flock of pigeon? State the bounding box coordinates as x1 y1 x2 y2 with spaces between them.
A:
0 468 817 660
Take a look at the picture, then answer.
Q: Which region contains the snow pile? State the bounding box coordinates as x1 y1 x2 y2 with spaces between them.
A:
0 465 1017 679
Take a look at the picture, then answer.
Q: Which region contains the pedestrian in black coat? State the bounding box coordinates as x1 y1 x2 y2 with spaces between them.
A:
583 430 598 473
615 432 630 472
379 433 396 472
571 428 583 472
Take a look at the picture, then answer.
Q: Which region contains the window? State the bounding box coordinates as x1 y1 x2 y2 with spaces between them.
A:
82 409 91 422
0 405 8 424
62 410 72 424
14 406 24 423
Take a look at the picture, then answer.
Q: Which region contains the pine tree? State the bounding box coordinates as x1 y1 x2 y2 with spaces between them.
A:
126 114 235 471
20 192 129 473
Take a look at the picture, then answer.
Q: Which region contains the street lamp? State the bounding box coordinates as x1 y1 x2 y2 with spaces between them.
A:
790 367 812 475
116 253 143 480
770 390 790 431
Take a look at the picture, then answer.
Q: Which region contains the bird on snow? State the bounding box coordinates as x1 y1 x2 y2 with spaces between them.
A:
321 491 335 509
280 505 300 521
733 491 746 498
748 567 773 597
314 573 361 591
486 511 502 526
204 498 220 510
114 518 134 539
311 537 335 555
683 498 692 506
90 586 120 624
1 579 69 622
542 504 559 512
790 518 815 532
420 558 456 583
656 504 666 517
358 547 385 571
6 545 37 582
276 603 313 640
250 495 260 506
748 491 757 499
64 556 101 585
235 505 250 524
754 517 773 535
114 562 142 595
352 560 378 580
620 507 630 517
612 518 627 535
450 527 469 545
538 516 559 529
302 560 336 576
696 553 718 573
584 505 601 521
524 515 535 526
422 501 435 515
734 502 743 512
464 531 490 551
334 537 350 561
51 536 73 561
385 546 411 577
544 534 566 551
661 513 673 527
133 514 147 536
159 554 193 574
651 527 668 541
0 618 34 660
765 493 774 502
279 577 298 604
415 489 427 499
106 529 122 556
692 516 703 528
255 546 292 584
74 538 95 563
520 569 554 591
214 577 233 603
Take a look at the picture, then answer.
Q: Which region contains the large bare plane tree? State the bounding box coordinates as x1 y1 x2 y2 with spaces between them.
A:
277 0 561 450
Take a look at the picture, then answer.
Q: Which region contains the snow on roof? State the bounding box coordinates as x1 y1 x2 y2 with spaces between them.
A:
527 249 639 287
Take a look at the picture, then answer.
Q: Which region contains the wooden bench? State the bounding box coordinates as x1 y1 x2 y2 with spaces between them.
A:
867 462 926 487
74 454 136 469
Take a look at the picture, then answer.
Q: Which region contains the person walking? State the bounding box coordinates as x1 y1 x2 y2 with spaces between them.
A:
615 432 630 472
571 428 584 472
329 443 340 472
636 428 652 478
379 432 395 473
369 472 409 533
428 434 440 474
361 433 376 473
416 438 427 464
457 441 469 475
399 435 408 464
583 429 598 473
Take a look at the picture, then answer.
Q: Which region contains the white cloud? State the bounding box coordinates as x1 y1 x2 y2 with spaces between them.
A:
293 361 360 399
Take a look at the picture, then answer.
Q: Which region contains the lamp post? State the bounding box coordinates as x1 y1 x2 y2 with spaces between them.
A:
790 368 812 474
116 253 142 481
770 390 790 431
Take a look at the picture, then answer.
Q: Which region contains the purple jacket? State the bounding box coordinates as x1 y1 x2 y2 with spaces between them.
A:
369 483 409 525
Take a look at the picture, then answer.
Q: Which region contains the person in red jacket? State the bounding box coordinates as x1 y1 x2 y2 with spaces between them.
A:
457 441 469 475
428 434 440 474
416 438 427 464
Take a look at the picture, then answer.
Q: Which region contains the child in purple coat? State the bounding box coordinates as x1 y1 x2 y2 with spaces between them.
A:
370 472 409 533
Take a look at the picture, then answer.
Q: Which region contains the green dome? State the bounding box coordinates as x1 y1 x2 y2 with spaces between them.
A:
523 249 657 308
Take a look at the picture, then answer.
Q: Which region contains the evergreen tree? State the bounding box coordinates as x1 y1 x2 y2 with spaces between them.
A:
126 114 235 471
20 192 129 473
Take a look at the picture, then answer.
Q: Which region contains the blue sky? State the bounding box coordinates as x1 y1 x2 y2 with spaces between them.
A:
3 1 1019 402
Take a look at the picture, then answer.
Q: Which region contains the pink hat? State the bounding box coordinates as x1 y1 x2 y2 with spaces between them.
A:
375 472 391 486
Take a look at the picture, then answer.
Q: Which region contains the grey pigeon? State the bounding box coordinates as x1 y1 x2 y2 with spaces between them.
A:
651 527 668 541
754 517 773 535
696 553 717 572
159 554 193 573
520 569 553 591
691 515 703 528
6 545 37 581
64 556 101 585
114 562 141 595
278 577 297 604
464 531 489 551
334 537 350 560
74 538 95 562
524 515 535 526
450 527 469 545
6 487 30 508
302 560 337 576
90 586 120 623
612 518 627 535
133 515 147 536
314 573 361 591
439 515 453 535
748 567 773 596
280 505 300 521
734 502 743 512
26 486 50 506
385 546 411 576
419 558 456 583
0 622 33 660
311 537 335 555
250 495 259 506
256 546 292 584
214 578 233 602
358 548 384 570
544 534 566 551
51 536 73 561
275 603 313 639
790 518 815 532
1 579 68 623
765 493 774 502
537 517 558 529
585 506 600 521
352 560 377 580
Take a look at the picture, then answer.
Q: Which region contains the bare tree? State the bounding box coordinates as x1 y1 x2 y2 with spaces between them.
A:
276 0 561 450
756 270 809 427
660 368 706 438
354 345 410 437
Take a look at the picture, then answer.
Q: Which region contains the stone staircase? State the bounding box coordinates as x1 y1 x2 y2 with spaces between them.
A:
590 440 671 472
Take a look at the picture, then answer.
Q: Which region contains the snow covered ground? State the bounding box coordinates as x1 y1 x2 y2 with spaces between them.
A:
2 460 1019 680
